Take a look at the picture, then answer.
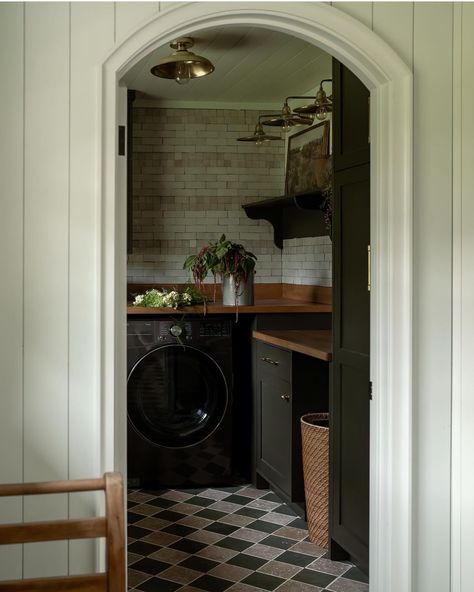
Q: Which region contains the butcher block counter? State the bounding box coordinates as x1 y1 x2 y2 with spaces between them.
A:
127 283 332 315
252 328 332 362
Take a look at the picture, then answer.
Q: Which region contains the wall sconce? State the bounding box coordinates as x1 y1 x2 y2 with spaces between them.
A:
293 79 333 121
237 115 283 145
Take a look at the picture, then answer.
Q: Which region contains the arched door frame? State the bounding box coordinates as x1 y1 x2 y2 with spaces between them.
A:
99 4 413 592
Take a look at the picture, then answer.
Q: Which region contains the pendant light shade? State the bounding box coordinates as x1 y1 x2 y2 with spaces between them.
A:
294 79 333 121
150 38 215 85
237 116 282 145
261 101 313 132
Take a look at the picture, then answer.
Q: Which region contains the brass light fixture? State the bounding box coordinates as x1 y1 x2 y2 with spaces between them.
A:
294 79 333 121
150 37 215 85
261 98 313 132
237 115 283 145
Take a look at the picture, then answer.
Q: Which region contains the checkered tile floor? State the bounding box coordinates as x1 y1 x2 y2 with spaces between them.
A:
128 485 369 592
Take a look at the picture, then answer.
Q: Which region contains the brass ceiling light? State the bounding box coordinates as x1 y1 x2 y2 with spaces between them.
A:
294 79 333 120
150 37 215 85
261 99 313 132
237 115 283 145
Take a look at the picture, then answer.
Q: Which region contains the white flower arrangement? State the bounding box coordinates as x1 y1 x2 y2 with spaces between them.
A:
132 286 203 310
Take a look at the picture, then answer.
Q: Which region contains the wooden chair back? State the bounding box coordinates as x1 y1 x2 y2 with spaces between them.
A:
0 472 125 591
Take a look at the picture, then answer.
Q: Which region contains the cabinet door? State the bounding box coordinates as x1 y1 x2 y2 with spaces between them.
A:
257 371 292 496
330 58 370 575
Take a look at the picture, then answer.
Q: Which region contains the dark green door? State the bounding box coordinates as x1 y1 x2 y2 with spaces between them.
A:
330 59 370 574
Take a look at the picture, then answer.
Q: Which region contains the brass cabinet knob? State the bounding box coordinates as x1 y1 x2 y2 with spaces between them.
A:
280 394 290 402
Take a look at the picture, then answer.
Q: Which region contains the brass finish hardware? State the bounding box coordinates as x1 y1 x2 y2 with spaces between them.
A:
261 357 279 366
280 394 290 402
367 244 371 292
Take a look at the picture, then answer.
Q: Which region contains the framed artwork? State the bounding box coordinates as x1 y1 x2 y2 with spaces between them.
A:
285 121 331 196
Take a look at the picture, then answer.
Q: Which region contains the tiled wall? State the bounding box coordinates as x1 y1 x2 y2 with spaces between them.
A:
127 107 332 286
282 236 332 287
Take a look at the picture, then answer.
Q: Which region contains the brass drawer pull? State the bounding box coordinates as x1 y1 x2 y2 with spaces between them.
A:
280 394 290 402
261 357 279 366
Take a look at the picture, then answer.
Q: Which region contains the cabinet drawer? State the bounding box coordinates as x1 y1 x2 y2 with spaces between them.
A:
256 341 291 382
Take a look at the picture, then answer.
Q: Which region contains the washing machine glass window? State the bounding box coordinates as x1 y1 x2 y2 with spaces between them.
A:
127 344 228 449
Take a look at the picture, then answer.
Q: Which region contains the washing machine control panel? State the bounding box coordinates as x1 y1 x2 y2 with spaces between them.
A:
158 321 193 341
199 321 231 337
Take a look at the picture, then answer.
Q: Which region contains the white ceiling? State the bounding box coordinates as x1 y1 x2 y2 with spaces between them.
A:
122 26 332 109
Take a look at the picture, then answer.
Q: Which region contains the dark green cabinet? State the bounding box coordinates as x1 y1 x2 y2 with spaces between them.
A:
254 340 329 510
330 59 370 575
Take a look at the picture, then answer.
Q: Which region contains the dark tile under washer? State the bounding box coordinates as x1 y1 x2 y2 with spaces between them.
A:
215 536 254 552
246 519 281 534
192 574 234 592
131 557 169 576
241 571 285 591
160 523 196 538
128 511 145 524
154 509 187 522
234 507 267 519
180 555 220 574
127 541 160 556
227 553 267 571
146 497 177 510
195 508 227 521
168 537 207 554
223 494 254 506
186 495 216 508
203 521 239 536
136 576 181 592
292 567 337 588
128 525 152 539
260 534 295 550
275 550 315 568
261 492 281 503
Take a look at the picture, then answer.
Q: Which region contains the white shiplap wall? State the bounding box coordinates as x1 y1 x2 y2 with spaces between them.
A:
0 2 473 590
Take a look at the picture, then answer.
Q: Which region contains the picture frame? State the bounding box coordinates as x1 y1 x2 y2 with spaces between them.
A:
285 121 331 196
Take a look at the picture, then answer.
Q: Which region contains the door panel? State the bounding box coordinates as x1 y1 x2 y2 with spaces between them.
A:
330 58 370 575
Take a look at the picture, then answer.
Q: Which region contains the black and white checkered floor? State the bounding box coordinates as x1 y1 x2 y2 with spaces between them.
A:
128 485 369 592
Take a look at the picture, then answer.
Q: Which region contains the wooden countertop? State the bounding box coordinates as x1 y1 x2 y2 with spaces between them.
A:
252 329 332 361
127 299 331 315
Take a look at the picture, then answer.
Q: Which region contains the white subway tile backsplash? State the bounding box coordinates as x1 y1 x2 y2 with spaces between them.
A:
127 107 331 288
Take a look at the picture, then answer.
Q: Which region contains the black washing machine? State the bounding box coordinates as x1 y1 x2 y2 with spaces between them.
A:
127 317 233 488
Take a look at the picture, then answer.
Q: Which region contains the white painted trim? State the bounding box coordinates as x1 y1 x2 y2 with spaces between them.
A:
99 3 413 591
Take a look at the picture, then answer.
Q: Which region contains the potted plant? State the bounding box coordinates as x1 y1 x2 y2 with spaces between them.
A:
184 235 257 306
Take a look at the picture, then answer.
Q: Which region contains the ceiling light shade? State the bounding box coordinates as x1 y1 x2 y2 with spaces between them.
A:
150 38 215 85
237 117 282 145
294 79 333 121
261 100 313 132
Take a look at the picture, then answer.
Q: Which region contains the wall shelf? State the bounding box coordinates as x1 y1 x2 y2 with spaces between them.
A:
242 190 329 248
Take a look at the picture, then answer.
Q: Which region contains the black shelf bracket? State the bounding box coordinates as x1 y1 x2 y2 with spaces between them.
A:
242 191 329 249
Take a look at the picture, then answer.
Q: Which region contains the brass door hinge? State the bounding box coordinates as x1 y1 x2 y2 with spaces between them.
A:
367 244 371 292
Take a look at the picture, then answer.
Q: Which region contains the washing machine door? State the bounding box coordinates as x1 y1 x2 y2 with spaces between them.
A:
127 344 228 449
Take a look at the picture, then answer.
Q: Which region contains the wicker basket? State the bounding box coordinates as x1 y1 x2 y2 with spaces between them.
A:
301 413 329 548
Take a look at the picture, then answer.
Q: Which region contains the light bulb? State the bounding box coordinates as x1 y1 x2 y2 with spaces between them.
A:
315 108 327 121
175 62 191 85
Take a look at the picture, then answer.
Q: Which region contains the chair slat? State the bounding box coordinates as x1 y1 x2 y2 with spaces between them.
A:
0 517 106 544
105 472 126 590
0 573 107 591
0 477 105 497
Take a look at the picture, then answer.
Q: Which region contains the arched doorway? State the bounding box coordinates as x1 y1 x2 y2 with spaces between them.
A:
99 4 413 591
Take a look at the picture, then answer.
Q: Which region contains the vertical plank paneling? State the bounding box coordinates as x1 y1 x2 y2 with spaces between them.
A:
69 2 115 574
335 2 373 30
412 4 453 592
373 2 413 69
23 2 70 577
459 4 474 590
115 1 159 41
0 2 24 579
